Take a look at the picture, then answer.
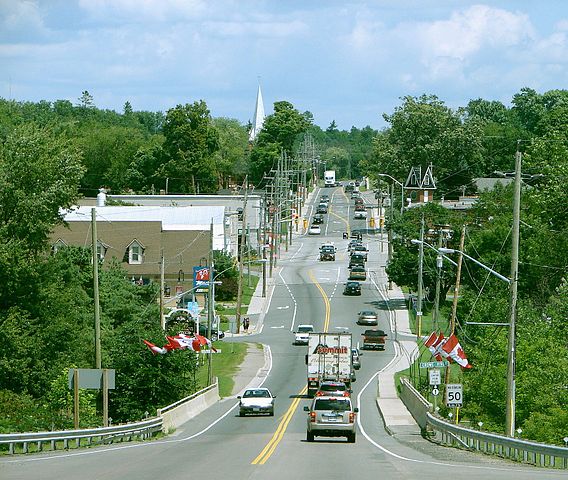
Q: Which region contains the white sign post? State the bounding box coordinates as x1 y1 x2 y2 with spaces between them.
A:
429 368 441 386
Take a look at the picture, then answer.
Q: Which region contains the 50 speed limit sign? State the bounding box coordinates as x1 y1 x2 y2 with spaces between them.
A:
445 384 463 407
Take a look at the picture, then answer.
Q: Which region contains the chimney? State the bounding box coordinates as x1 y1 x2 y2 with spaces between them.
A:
97 188 107 207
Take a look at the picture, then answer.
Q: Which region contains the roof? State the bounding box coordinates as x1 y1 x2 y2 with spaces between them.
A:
61 205 226 249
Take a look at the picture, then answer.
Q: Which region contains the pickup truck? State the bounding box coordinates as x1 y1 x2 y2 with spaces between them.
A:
361 329 387 350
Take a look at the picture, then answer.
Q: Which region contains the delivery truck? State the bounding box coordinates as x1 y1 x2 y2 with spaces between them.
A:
306 332 353 396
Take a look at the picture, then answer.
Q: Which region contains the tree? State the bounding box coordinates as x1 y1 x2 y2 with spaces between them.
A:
370 95 483 197
77 90 95 109
249 101 311 184
161 101 220 193
211 117 249 188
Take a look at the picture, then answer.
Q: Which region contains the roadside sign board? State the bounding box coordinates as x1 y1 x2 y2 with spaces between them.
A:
429 368 441 386
432 387 439 396
420 361 449 368
445 383 463 407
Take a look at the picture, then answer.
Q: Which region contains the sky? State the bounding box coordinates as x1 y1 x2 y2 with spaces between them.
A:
1 0 568 130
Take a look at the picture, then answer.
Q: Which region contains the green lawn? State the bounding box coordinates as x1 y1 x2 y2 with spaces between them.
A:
195 341 252 397
216 274 260 315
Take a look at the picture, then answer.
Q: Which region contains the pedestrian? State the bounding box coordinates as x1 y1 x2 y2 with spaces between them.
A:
243 317 250 333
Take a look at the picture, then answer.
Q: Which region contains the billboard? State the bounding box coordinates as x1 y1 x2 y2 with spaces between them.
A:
193 266 210 291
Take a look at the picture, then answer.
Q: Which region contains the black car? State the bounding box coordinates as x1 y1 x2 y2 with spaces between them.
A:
312 214 324 224
349 254 366 268
343 281 361 296
316 205 328 214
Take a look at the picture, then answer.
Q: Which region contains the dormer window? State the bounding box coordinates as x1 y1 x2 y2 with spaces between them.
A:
127 240 145 265
53 238 67 254
96 240 109 261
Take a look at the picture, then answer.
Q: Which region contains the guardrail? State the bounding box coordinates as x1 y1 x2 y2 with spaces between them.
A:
0 380 219 455
399 377 568 469
0 417 162 455
427 413 568 469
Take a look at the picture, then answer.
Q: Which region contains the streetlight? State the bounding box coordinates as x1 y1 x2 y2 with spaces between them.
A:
438 248 510 284
411 240 458 266
378 173 404 214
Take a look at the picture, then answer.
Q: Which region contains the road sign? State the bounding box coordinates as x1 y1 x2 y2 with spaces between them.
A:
429 368 441 386
420 361 449 368
432 387 439 396
445 383 463 407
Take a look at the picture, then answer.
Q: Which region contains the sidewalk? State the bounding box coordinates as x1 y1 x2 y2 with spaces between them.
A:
376 282 421 436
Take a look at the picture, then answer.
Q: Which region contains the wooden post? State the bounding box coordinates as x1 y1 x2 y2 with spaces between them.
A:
73 369 79 429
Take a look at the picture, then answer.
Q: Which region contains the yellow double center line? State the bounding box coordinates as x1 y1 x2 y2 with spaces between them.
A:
251 271 332 465
251 385 308 465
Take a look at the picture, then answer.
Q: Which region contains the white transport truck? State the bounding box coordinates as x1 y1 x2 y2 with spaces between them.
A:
306 332 353 396
324 170 336 187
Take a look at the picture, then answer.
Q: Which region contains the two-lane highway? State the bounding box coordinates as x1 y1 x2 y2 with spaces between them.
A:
1 186 564 479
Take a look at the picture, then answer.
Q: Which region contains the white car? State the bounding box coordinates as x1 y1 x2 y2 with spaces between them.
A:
294 324 314 345
238 388 276 416
308 225 321 235
354 210 367 219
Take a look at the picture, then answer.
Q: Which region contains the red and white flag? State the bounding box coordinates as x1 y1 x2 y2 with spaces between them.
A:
424 332 445 361
442 334 472 369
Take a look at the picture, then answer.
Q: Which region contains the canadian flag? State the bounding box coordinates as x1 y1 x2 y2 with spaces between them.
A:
442 334 472 369
424 332 445 361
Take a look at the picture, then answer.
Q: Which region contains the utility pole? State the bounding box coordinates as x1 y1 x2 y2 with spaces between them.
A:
445 225 465 385
387 182 394 290
91 208 101 369
506 145 522 437
432 229 444 332
416 215 425 339
160 248 165 330
207 219 214 386
235 178 249 333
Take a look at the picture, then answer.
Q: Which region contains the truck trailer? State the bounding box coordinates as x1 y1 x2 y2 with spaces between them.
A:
324 170 336 187
306 332 353 396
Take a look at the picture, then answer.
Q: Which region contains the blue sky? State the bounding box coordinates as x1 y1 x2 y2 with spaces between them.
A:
1 1 568 130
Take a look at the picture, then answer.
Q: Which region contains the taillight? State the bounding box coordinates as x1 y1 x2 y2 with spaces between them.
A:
343 391 349 397
315 391 323 396
349 412 356 423
310 412 316 423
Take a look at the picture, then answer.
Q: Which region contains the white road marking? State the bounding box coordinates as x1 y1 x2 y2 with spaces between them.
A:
277 305 290 310
277 268 298 332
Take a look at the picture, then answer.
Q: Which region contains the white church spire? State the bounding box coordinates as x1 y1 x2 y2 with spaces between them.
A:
249 83 265 142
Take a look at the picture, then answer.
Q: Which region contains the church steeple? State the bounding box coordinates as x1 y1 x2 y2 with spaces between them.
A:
249 83 265 142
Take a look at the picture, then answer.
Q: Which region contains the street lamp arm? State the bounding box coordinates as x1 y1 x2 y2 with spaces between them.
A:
411 239 458 267
378 173 404 188
439 248 511 284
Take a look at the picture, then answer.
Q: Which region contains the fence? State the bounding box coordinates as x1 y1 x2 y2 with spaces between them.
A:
0 380 219 455
399 377 568 469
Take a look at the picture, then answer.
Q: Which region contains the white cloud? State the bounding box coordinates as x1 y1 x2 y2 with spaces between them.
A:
0 0 45 34
78 0 209 22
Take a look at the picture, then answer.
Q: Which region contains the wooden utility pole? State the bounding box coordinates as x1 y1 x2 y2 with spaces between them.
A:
416 215 425 339
159 248 165 330
445 225 465 386
91 208 101 369
235 178 249 333
506 146 522 437
207 219 214 386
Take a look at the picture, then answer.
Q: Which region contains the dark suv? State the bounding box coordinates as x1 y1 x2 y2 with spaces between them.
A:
343 281 361 296
349 254 366 268
312 214 324 224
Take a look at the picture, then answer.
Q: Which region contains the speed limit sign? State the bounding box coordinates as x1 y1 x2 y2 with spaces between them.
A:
445 384 463 407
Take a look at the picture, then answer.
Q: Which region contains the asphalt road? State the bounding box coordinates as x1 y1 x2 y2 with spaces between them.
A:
1 187 564 480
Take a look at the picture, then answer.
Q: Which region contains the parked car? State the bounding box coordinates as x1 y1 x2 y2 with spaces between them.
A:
351 348 361 370
312 214 324 224
308 225 321 235
357 310 378 326
315 381 351 397
343 281 361 296
238 388 276 416
349 266 366 281
294 324 314 345
304 396 358 443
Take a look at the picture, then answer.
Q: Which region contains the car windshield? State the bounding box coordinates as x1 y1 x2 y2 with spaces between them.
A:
243 389 271 398
360 311 375 316
320 384 346 392
298 326 313 332
314 399 351 411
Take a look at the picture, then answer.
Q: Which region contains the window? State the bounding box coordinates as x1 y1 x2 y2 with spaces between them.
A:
96 240 109 261
128 240 144 265
53 239 67 254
